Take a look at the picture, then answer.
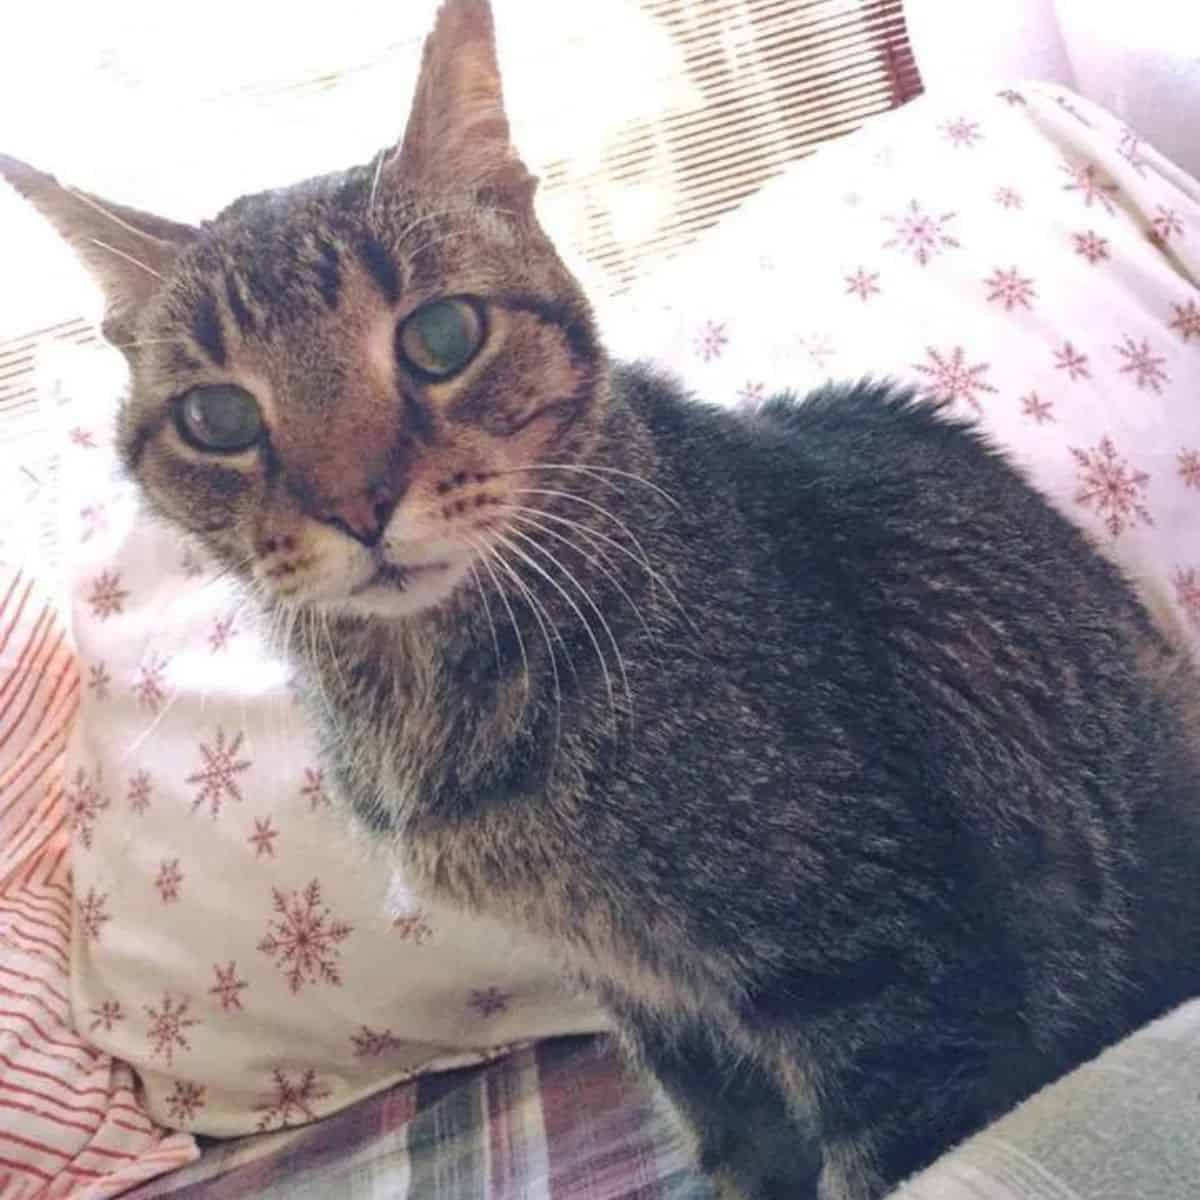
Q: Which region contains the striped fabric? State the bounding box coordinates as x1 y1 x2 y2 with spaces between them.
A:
118 1038 702 1200
0 569 199 1198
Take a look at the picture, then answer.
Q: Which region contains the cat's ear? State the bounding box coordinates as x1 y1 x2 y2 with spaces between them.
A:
0 154 199 346
390 0 537 208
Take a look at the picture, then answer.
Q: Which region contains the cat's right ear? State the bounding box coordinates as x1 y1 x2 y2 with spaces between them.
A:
0 155 199 349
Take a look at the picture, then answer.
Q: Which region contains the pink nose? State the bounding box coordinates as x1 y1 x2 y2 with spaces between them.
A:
321 487 399 547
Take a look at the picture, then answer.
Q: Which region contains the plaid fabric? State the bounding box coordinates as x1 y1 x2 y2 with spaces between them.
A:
119 1038 709 1199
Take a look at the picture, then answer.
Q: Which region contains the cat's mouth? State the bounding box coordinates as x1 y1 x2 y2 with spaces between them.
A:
350 561 449 597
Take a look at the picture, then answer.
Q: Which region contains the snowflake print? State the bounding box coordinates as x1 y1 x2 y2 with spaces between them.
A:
1060 161 1118 215
351 1026 406 1057
1169 299 1200 342
940 117 982 148
249 816 279 858
694 320 728 362
89 999 124 1034
844 267 881 301
1072 230 1111 265
301 767 331 811
67 766 109 849
468 986 512 1018
1053 341 1091 382
996 88 1026 106
255 1068 331 1131
985 267 1036 311
87 662 112 701
801 334 836 371
994 187 1023 210
1115 334 1169 393
155 859 183 904
79 503 107 543
133 652 170 713
735 381 766 411
188 728 252 818
883 200 960 266
210 961 249 1012
1071 436 1153 538
69 427 97 449
144 993 198 1067
1174 568 1200 629
392 908 434 945
258 879 353 994
1150 206 1185 244
912 346 997 412
87 571 128 620
128 770 153 815
78 888 110 941
1178 449 1200 490
1053 95 1092 126
1021 393 1055 424
1117 129 1147 176
208 615 237 653
166 1081 207 1124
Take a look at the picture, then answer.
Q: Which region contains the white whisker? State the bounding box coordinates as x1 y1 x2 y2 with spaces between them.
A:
87 237 163 280
498 463 682 511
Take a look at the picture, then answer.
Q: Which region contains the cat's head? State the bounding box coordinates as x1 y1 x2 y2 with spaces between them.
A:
1 0 606 620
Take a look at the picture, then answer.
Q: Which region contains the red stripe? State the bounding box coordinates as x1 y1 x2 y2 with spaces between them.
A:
0 975 73 1035
112 1117 157 1137
0 1016 97 1068
0 890 72 932
0 1154 52 1184
1 926 71 973
0 1128 70 1164
0 606 54 718
0 899 71 942
0 672 77 796
0 571 24 631
0 1079 113 1123
0 1052 110 1099
0 575 33 658
3 794 67 877
1 881 72 921
75 1142 140 1165
0 1097 96 1136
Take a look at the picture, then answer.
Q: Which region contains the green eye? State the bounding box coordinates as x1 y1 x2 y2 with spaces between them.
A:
398 298 485 379
176 385 263 452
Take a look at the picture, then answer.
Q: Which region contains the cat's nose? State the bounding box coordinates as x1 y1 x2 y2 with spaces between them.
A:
322 487 399 547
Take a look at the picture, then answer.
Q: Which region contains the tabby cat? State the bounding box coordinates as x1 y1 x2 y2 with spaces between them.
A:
5 2 1200 1196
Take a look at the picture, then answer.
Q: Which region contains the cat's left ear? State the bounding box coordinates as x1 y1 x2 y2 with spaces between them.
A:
0 154 199 347
389 0 537 209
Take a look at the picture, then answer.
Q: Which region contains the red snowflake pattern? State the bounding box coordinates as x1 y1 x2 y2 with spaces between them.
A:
258 879 353 994
994 187 1023 210
694 321 729 362
133 653 170 713
166 1081 207 1124
1169 299 1200 342
128 770 153 815
912 346 998 412
1072 230 1111 265
1053 95 1092 126
155 859 183 904
1053 341 1091 382
1071 437 1153 538
87 571 128 620
1115 334 1169 393
67 766 109 850
1117 129 1148 176
79 503 107 543
301 767 331 811
801 334 836 371
89 999 124 1034
984 267 1036 311
208 615 237 653
1174 568 1200 629
1021 393 1055 424
351 1026 406 1057
736 381 766 410
1178 450 1200 490
392 908 434 945
210 961 249 1011
1150 206 1185 244
844 267 881 301
996 89 1026 106
254 1068 331 1131
1060 161 1118 215
940 117 982 148
468 987 512 1018
69 427 97 449
87 662 111 701
249 816 279 858
883 200 960 266
144 993 198 1066
78 888 110 941
187 728 252 818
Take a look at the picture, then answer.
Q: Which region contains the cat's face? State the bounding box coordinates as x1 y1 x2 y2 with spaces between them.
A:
1 0 605 621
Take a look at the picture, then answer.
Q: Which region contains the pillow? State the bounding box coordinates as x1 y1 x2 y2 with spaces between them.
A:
51 80 1199 1140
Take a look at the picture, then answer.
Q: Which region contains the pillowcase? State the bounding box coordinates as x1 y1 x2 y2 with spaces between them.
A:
51 80 1199 1139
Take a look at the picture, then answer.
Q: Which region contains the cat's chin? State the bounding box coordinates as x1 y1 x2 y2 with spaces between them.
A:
334 558 472 621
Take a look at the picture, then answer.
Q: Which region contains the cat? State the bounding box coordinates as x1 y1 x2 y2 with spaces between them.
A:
5 2 1200 1196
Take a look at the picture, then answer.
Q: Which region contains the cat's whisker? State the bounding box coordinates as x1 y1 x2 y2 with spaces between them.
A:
492 529 616 734
320 609 349 695
366 149 388 222
67 186 175 247
508 526 632 734
468 538 530 700
467 558 504 681
87 237 163 281
498 463 683 512
511 487 655 579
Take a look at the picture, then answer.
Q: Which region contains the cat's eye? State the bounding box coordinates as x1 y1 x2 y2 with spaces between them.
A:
397 298 485 380
175 385 264 453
